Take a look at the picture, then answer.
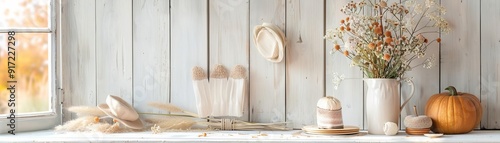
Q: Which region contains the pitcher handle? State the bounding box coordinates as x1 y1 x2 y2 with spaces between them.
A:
400 79 415 111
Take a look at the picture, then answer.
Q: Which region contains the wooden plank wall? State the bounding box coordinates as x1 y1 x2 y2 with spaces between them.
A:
170 0 208 116
61 0 500 129
249 0 286 123
286 0 324 128
481 0 500 129
61 0 96 121
95 0 133 105
132 0 170 113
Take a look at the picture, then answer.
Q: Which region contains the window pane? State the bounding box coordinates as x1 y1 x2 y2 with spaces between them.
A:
0 33 49 114
0 0 50 29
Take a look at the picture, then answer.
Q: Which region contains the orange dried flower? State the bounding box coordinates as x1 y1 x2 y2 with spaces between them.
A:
436 38 441 43
368 42 376 49
340 19 345 24
343 50 349 56
385 31 392 37
334 44 341 51
384 53 391 61
346 17 350 21
385 37 393 44
374 26 383 35
340 26 345 31
377 41 383 46
346 26 351 31
424 38 429 43
380 1 387 8
93 116 100 123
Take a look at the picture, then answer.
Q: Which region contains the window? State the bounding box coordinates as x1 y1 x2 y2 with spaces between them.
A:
0 0 60 134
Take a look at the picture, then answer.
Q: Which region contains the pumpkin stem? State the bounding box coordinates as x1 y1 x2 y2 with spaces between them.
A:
413 105 418 116
445 86 458 96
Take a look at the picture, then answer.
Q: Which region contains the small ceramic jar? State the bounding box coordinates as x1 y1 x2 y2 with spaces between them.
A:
316 96 343 129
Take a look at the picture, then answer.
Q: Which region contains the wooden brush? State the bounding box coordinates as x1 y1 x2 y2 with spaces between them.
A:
192 66 211 117
227 65 246 117
210 65 228 116
199 117 290 130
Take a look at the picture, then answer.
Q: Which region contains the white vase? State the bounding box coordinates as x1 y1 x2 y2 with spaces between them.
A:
364 78 414 135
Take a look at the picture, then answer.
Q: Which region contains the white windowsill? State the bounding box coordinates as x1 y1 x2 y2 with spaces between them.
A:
1 130 499 142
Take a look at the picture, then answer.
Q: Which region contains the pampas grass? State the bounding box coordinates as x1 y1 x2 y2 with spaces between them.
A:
148 102 184 113
87 122 112 133
144 117 196 132
147 102 198 118
55 116 135 133
55 116 97 132
68 106 106 117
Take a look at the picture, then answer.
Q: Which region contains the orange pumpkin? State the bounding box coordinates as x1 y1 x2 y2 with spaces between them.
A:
425 86 482 134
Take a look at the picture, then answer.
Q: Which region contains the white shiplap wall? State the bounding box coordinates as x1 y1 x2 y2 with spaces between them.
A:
61 0 500 129
132 0 170 113
481 0 500 129
170 0 208 117
249 0 286 123
285 0 324 128
61 0 96 122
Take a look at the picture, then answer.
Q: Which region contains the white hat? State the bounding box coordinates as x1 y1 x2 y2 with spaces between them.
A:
253 23 286 63
98 95 143 129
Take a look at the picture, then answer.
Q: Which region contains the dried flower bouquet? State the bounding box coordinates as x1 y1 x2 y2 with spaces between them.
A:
325 0 450 79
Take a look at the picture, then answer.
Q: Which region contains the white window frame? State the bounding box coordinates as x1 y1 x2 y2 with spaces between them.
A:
0 0 61 133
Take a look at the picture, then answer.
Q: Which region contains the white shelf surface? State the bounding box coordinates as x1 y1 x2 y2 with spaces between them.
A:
1 130 500 142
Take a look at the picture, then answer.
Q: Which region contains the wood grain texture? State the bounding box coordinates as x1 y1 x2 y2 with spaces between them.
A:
249 0 286 123
209 0 250 120
325 0 364 129
481 0 500 129
398 0 441 129
170 0 208 114
440 0 481 128
61 0 96 121
96 0 133 104
286 0 325 129
132 0 170 113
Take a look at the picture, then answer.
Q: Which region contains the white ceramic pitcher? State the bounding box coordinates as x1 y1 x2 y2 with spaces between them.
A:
364 78 414 135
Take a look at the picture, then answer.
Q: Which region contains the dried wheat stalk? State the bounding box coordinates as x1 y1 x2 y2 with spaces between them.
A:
146 102 199 118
